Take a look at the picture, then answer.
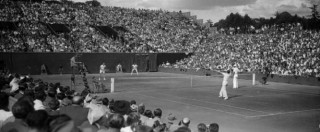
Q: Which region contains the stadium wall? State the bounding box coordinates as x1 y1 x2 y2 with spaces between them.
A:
0 53 188 75
158 67 320 86
156 53 192 66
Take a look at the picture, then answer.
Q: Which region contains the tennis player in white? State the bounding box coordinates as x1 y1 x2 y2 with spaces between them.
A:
233 65 240 89
99 63 106 80
131 63 138 75
216 69 232 100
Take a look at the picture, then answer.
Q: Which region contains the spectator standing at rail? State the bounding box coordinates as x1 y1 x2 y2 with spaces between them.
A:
70 54 81 75
41 64 47 75
131 63 138 76
59 65 63 75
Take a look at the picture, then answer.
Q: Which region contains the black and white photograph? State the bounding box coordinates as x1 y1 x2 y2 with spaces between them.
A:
0 0 320 132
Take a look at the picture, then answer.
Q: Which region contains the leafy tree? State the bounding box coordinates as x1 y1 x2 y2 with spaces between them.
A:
309 4 320 20
206 19 213 27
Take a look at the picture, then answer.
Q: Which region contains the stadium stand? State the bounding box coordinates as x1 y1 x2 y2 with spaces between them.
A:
0 0 319 131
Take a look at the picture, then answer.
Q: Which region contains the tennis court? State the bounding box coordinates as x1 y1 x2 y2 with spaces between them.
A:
35 72 320 132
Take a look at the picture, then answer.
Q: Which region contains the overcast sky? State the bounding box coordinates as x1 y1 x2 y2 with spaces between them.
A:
73 0 320 23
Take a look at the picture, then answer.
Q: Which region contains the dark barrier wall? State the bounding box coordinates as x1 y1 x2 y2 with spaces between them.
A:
158 67 320 86
0 53 189 74
156 53 192 66
0 53 161 75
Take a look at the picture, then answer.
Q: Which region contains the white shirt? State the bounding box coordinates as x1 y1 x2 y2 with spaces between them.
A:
0 110 13 128
34 99 45 110
100 64 106 70
233 67 240 75
121 126 133 132
9 78 19 93
222 72 231 85
70 56 76 67
132 64 138 69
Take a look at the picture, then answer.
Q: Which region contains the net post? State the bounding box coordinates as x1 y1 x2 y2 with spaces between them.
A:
111 78 114 93
252 73 256 85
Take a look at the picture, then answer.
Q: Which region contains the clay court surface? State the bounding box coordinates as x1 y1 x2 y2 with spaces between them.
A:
34 72 320 132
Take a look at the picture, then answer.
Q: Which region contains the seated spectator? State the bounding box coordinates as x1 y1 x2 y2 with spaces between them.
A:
145 108 162 127
43 89 57 108
18 95 35 107
0 92 12 129
14 86 26 100
79 101 108 132
98 113 125 132
49 114 76 132
134 125 154 132
9 73 20 93
61 90 73 106
25 110 49 132
138 103 148 125
164 113 178 132
56 93 66 107
23 89 35 99
121 112 140 132
144 109 154 127
1 99 35 132
34 91 46 110
208 123 219 132
130 100 138 112
101 97 112 117
46 99 60 116
153 108 162 123
174 127 191 132
153 120 166 132
178 118 190 128
59 95 89 127
110 100 130 116
197 123 207 132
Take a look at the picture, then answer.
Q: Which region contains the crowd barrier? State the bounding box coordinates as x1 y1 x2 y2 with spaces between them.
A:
158 67 320 86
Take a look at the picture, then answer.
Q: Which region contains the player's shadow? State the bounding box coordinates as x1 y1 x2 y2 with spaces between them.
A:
228 95 242 99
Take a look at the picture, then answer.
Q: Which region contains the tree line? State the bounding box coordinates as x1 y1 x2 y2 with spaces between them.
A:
212 5 320 33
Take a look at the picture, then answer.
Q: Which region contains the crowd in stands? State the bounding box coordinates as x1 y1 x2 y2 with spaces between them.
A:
0 0 203 53
163 24 320 77
0 72 220 132
0 0 319 77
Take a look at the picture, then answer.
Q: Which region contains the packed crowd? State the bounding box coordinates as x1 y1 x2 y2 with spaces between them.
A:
0 1 203 53
0 72 220 132
164 24 320 77
0 0 319 76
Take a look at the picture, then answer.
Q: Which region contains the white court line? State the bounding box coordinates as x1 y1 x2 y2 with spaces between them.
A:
133 93 250 118
247 108 320 118
114 76 190 80
152 91 269 114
